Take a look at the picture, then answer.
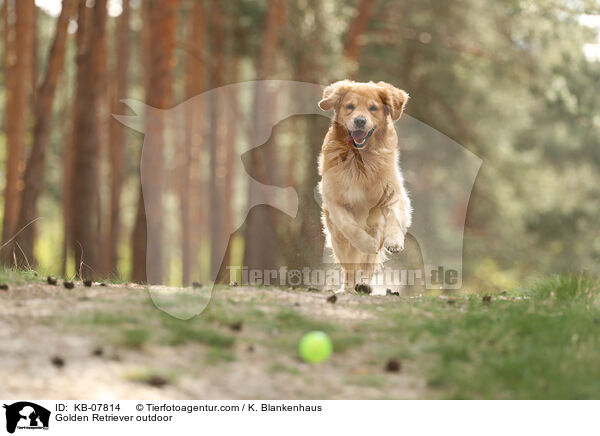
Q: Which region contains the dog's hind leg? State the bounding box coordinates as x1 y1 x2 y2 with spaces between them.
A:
329 230 362 293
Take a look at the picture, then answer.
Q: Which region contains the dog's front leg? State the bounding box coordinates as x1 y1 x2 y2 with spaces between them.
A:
327 203 380 254
384 195 412 253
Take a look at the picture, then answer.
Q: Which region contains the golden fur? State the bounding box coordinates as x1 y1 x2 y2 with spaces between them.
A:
318 80 412 292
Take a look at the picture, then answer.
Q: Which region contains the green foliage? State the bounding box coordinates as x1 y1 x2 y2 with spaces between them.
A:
357 0 600 284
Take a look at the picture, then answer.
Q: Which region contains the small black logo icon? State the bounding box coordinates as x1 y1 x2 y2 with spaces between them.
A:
3 402 50 434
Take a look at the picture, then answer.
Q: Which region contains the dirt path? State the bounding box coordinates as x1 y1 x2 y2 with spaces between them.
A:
0 282 429 399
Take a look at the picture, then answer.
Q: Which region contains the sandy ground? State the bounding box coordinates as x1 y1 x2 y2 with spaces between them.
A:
0 282 428 399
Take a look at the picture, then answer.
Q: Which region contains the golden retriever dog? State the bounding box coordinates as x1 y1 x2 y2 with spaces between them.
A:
318 80 412 293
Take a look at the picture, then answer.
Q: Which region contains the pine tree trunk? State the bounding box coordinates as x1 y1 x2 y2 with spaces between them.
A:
180 0 206 286
63 0 89 276
106 0 131 276
209 0 226 280
343 0 377 77
132 0 178 284
31 5 38 108
60 94 74 276
1 0 34 264
13 0 77 267
297 0 327 268
220 53 240 279
131 187 147 282
217 10 244 281
1 0 13 258
71 0 107 279
131 0 152 283
188 0 207 284
2 1 9 99
242 0 285 274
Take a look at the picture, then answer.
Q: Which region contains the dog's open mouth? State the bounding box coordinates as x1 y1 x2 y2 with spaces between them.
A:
348 127 376 148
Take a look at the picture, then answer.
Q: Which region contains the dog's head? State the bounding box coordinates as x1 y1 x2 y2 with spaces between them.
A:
319 80 409 148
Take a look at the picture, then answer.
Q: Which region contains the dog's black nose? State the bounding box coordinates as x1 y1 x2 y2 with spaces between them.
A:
354 117 366 128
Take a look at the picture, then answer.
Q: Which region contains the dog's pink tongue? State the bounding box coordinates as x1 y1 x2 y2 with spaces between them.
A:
351 130 367 143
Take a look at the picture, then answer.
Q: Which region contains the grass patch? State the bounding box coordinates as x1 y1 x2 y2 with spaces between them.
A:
118 328 151 348
269 362 302 375
330 333 365 352
524 273 600 301
63 305 236 349
68 310 143 327
273 309 335 332
385 274 600 399
0 267 41 284
205 349 237 365
161 317 235 347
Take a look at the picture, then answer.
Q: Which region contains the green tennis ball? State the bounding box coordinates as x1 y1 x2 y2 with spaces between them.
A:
299 331 333 364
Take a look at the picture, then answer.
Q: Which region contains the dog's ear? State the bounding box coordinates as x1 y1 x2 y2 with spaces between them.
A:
318 80 353 111
377 82 409 121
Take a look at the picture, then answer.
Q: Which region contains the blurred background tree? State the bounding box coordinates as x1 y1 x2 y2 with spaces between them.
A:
1 0 599 289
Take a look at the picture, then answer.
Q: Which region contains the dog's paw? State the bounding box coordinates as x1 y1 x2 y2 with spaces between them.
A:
385 237 405 254
354 283 373 294
385 243 402 254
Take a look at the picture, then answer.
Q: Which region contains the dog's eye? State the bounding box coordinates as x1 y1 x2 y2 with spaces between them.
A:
346 104 355 110
369 105 378 111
